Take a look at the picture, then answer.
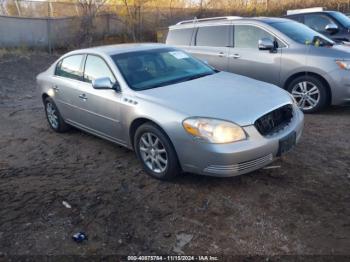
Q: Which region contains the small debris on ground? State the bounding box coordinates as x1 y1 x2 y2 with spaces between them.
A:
163 232 171 238
62 201 71 209
173 233 193 254
72 232 88 243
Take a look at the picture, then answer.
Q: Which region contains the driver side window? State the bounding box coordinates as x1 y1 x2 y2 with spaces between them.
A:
304 14 334 33
234 25 285 48
84 55 115 83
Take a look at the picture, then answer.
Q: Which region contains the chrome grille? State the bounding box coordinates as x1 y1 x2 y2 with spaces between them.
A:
255 104 293 136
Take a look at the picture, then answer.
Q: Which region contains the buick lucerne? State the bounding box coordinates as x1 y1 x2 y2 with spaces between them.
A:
37 44 304 180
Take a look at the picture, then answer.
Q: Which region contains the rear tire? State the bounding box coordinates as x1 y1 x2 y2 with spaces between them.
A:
44 97 70 133
287 75 329 113
134 123 180 180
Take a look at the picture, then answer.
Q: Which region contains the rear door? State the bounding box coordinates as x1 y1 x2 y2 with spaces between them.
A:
76 54 124 143
228 24 283 86
188 25 231 71
53 54 85 124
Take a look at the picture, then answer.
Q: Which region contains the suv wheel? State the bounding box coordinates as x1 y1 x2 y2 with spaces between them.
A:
44 97 70 132
134 123 180 180
287 75 329 113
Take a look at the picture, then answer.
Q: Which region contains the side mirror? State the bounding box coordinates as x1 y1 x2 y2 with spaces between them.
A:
325 23 339 34
92 77 120 91
258 38 275 51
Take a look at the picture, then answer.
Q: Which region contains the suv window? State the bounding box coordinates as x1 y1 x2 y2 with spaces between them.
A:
166 28 193 45
84 55 115 83
55 55 84 80
196 25 230 47
234 25 283 48
304 14 334 32
288 15 303 23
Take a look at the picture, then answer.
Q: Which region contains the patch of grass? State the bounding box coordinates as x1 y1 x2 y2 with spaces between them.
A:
0 47 49 59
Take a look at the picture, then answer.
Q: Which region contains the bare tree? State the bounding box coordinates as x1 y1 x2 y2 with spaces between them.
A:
114 0 151 41
78 0 107 46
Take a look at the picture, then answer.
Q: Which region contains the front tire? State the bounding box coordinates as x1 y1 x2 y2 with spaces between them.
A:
134 123 180 180
287 75 329 113
44 97 70 133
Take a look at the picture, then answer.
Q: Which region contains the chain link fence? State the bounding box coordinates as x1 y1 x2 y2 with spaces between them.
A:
0 0 202 52
1 0 350 52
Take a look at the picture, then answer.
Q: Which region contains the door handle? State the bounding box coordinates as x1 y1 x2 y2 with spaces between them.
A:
230 54 240 59
79 94 88 101
217 52 225 57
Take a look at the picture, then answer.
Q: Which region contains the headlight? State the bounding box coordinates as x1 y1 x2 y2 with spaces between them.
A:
183 117 246 143
336 59 350 70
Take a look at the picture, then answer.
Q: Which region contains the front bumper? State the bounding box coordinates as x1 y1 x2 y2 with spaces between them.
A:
178 106 304 177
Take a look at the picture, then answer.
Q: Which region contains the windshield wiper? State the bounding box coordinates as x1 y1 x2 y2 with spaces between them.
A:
184 72 214 81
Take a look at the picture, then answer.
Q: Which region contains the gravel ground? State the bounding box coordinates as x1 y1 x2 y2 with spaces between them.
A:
0 53 349 257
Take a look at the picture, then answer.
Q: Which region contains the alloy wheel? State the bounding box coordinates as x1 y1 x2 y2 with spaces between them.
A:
139 132 168 174
291 81 320 111
46 102 59 129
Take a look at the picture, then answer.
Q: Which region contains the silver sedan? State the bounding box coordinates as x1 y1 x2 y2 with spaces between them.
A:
37 44 304 180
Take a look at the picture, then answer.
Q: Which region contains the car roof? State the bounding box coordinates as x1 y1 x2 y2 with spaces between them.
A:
169 16 292 29
67 43 169 56
286 11 336 16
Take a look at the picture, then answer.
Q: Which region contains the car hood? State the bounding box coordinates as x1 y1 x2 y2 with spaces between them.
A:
329 44 350 53
321 43 350 57
136 72 293 126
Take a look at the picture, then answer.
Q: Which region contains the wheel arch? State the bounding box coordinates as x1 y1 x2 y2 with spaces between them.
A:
283 72 332 105
42 93 49 103
129 117 175 151
129 117 182 168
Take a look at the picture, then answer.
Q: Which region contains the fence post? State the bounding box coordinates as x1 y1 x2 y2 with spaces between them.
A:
106 13 110 36
14 0 21 16
47 19 52 54
138 5 142 41
47 1 52 54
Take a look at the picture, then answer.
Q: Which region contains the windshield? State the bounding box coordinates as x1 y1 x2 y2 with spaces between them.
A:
111 48 216 90
270 21 334 46
329 11 350 28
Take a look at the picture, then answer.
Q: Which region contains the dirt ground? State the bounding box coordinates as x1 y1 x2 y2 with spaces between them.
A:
0 53 349 257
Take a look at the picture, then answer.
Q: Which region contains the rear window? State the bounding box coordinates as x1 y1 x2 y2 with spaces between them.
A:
196 25 230 47
166 28 193 45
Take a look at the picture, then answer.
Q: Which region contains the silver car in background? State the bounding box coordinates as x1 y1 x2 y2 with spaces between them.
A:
37 44 304 180
166 16 350 113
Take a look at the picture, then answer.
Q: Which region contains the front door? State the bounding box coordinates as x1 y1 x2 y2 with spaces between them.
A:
76 55 124 143
229 24 283 86
53 54 85 124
